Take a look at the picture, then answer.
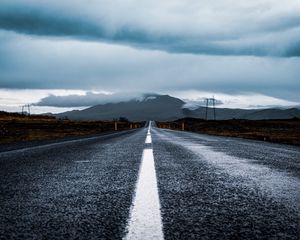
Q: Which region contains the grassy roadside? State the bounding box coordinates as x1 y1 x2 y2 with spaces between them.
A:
0 111 144 145
157 118 300 146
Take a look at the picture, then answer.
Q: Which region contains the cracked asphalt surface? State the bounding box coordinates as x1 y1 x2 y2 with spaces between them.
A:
1 125 300 239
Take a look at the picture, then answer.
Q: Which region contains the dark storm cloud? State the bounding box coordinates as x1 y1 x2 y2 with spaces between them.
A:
0 5 149 43
0 30 299 102
1 0 300 56
0 9 103 38
0 7 233 56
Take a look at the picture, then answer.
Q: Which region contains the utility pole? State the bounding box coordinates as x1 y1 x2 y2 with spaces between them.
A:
205 98 209 120
27 104 31 115
212 96 216 120
204 97 216 120
21 104 31 115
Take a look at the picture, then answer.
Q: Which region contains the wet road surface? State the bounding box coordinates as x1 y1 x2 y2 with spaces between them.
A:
0 123 299 239
0 130 144 240
152 127 300 240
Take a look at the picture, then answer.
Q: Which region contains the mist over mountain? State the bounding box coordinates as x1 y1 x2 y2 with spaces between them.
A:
55 94 300 121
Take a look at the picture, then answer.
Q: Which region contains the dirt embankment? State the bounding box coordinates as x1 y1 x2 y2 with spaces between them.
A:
0 111 144 144
157 118 300 146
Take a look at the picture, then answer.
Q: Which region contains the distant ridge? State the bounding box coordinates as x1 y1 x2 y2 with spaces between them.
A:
55 94 300 121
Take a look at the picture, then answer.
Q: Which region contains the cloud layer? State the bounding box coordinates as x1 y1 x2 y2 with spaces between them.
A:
0 0 299 111
35 92 143 107
0 29 299 102
1 0 300 56
1 89 299 114
34 91 300 110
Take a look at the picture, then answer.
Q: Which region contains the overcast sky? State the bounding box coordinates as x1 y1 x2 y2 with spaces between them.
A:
0 0 300 112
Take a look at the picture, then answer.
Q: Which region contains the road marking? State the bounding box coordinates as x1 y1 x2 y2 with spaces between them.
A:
145 121 152 143
125 124 164 240
147 121 151 133
145 134 152 144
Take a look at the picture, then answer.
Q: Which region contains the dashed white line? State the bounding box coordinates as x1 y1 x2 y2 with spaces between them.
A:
125 121 164 240
145 134 152 144
145 121 152 144
74 160 91 163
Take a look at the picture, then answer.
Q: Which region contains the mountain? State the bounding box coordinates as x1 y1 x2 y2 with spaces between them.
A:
56 95 186 121
56 94 300 121
242 108 300 120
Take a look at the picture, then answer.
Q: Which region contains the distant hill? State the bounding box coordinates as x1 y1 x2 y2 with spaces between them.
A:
56 95 186 121
242 108 300 120
55 94 300 121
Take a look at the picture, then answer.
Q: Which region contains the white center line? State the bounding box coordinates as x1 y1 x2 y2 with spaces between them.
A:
74 160 91 163
145 134 152 144
125 122 164 240
145 121 152 143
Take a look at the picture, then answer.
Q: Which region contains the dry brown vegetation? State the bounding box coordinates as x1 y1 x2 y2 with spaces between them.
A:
0 111 144 144
157 118 300 146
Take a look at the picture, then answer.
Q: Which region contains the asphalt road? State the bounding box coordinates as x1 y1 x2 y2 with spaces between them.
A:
0 123 299 239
